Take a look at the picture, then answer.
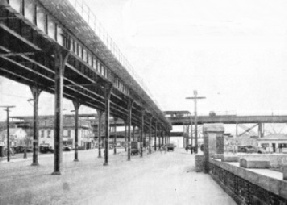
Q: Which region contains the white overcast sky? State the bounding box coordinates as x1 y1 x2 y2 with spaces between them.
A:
84 0 287 115
1 0 287 120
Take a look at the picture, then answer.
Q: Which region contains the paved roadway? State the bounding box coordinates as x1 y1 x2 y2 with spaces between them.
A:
0 148 235 205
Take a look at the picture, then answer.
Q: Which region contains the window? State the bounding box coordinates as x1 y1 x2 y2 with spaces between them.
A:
70 38 75 52
100 65 104 76
83 48 87 62
78 44 82 59
36 6 46 33
97 61 101 73
88 53 92 66
92 57 97 69
41 130 45 138
9 0 22 13
47 130 51 138
47 16 55 39
24 0 35 23
75 42 79 56
57 25 64 46
67 130 71 138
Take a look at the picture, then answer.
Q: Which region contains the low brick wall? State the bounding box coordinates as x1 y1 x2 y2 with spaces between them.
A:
209 158 287 204
238 154 287 168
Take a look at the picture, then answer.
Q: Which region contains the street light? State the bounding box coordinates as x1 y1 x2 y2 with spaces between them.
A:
186 90 206 154
0 105 16 162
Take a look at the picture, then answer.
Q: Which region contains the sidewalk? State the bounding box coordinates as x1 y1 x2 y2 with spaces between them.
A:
0 148 235 205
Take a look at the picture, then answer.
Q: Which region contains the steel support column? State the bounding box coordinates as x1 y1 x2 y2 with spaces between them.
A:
162 130 164 146
30 85 42 166
113 117 118 155
140 110 145 157
73 100 80 162
127 99 133 161
52 48 69 175
158 128 162 148
124 122 127 152
149 117 153 154
97 110 103 158
103 83 112 166
154 121 157 151
258 123 263 138
132 125 135 142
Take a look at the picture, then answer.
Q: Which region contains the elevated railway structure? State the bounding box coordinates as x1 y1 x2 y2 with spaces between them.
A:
0 0 171 174
165 111 287 147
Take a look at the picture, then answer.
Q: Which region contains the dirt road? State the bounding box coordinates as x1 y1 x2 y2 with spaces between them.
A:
0 148 235 205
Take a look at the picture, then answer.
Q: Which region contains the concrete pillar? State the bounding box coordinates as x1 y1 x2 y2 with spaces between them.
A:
127 99 133 161
72 100 80 162
30 85 42 166
154 121 157 151
52 48 69 175
113 117 118 155
97 110 103 158
203 124 224 174
103 83 112 166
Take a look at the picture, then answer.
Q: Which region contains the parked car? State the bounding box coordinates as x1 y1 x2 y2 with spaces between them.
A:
131 148 139 155
237 145 266 154
185 145 192 150
166 143 175 151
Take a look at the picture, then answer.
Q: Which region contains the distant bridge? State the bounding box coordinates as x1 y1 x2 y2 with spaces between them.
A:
164 111 287 125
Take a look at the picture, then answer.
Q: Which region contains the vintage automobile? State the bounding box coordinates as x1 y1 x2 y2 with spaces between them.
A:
165 143 175 151
237 145 266 154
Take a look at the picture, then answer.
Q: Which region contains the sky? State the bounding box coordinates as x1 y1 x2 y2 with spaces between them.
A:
82 0 287 115
1 0 287 124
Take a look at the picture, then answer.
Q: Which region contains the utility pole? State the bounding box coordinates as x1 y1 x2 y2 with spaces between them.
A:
0 106 15 162
186 90 206 154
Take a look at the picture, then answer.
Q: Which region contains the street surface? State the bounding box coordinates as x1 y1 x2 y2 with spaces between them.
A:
0 148 235 205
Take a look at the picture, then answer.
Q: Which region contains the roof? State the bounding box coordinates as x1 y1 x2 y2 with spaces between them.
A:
164 111 191 115
259 134 287 140
10 117 91 129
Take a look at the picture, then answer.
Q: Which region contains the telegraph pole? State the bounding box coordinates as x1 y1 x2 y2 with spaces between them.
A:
186 90 206 154
0 105 15 162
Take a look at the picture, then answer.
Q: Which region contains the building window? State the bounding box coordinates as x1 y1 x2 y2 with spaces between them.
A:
47 130 51 138
78 45 83 59
93 57 97 70
57 25 64 46
97 61 101 73
47 16 55 40
24 0 35 23
68 130 71 138
41 130 45 138
36 6 46 33
88 53 92 66
9 0 22 13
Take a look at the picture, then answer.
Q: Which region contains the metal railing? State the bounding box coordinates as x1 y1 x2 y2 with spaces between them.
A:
67 0 161 110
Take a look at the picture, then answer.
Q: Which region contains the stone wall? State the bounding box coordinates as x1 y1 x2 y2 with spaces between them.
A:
209 158 287 204
239 154 287 168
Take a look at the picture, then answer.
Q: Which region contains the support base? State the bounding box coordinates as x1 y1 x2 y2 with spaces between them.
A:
51 171 61 175
103 162 108 166
74 159 79 162
31 162 39 166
